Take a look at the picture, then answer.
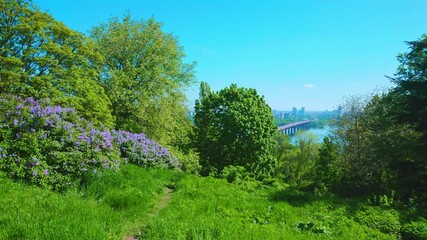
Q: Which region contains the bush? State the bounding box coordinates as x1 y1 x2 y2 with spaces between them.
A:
0 95 119 191
0 95 179 191
112 130 179 169
401 220 427 240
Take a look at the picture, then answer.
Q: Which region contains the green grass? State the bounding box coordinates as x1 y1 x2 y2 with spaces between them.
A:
141 175 396 240
0 166 425 239
0 165 176 239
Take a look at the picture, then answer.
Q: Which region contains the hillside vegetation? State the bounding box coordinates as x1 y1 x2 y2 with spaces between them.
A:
3 165 425 240
0 1 426 239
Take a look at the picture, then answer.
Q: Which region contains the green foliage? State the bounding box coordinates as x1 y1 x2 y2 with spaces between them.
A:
194 83 277 178
401 219 427 240
0 0 113 127
220 165 251 183
170 148 201 174
354 207 401 237
275 131 319 187
0 95 178 191
332 93 423 200
314 137 340 194
90 15 196 147
388 35 427 201
0 95 120 191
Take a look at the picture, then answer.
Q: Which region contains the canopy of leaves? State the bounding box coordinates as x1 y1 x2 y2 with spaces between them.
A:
389 35 427 136
90 15 195 146
0 0 113 127
194 83 277 178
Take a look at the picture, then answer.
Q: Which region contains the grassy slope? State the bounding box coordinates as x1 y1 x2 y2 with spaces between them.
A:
142 175 394 240
0 165 176 240
0 166 425 240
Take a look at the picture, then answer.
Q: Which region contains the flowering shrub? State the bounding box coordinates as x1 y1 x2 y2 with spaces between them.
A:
0 95 179 191
112 130 179 168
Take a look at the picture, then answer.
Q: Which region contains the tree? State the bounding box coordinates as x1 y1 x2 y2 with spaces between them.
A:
331 95 368 193
194 84 277 178
0 0 113 127
90 15 196 147
332 94 422 200
363 95 422 201
386 35 427 200
275 131 319 186
314 137 340 193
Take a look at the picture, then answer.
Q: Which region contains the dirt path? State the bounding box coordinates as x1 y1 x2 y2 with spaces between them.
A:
124 186 174 240
148 187 173 217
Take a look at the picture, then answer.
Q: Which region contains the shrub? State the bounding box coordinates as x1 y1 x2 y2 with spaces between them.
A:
0 95 120 191
112 130 179 169
0 95 179 191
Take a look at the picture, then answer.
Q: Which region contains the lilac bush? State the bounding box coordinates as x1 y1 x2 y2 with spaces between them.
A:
112 130 179 168
0 95 179 191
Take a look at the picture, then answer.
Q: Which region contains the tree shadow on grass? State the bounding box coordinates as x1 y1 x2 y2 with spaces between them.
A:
270 187 317 206
269 187 365 215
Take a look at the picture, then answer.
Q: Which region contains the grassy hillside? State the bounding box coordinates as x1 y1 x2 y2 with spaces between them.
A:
142 175 398 240
0 165 176 239
0 165 425 240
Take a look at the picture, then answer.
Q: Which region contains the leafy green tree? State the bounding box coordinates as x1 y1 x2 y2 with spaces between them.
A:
332 94 422 200
314 137 340 193
331 95 373 195
194 84 277 178
390 34 427 134
388 35 427 200
363 95 422 201
275 131 319 186
0 0 113 127
90 15 195 147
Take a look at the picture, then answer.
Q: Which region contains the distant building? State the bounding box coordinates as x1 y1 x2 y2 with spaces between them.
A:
279 112 290 119
298 107 305 118
292 107 297 117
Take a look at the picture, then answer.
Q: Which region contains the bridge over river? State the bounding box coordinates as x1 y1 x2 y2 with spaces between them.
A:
278 120 312 135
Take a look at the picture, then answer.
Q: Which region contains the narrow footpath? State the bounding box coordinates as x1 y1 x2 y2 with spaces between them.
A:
124 186 174 240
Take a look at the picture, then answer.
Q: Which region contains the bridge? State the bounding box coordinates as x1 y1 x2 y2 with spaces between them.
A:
278 120 312 135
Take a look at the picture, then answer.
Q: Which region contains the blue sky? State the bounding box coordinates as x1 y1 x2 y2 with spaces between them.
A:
35 0 427 111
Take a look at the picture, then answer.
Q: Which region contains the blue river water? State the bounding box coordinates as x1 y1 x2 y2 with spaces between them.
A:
289 126 332 145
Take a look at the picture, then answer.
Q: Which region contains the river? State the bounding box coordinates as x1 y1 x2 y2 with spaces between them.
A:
289 126 332 145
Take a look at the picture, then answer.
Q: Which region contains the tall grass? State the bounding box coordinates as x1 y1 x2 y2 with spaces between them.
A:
141 175 395 240
1 166 425 239
0 165 176 239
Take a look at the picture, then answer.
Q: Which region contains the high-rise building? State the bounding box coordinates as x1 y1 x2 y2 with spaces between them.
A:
292 107 297 117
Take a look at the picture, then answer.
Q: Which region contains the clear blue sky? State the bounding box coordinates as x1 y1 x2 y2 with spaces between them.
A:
35 0 427 111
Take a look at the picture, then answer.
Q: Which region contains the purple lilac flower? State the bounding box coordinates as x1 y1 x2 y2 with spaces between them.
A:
43 169 48 176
